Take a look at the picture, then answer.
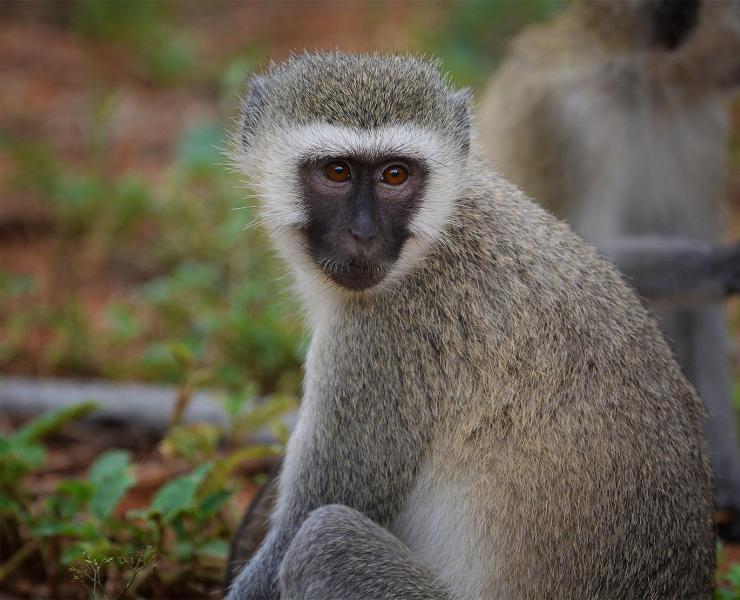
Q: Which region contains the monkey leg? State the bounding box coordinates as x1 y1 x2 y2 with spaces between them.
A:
278 505 449 600
690 305 740 512
658 304 740 512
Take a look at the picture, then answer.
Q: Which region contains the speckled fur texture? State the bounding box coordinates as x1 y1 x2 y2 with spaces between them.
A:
229 52 715 599
280 505 448 600
241 52 471 152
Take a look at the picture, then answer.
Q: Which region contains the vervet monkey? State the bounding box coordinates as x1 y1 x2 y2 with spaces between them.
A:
226 52 714 599
479 0 740 538
224 1 740 579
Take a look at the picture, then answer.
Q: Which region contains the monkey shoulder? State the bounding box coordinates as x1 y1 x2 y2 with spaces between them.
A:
455 181 687 379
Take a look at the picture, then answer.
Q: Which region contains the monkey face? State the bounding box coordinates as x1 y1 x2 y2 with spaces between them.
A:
237 54 473 300
299 156 427 290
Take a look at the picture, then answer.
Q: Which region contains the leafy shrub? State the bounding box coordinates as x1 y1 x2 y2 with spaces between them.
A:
71 0 198 85
0 403 285 597
1 120 304 398
423 0 566 87
717 550 740 600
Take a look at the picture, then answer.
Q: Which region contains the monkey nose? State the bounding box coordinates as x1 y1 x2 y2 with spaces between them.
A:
349 221 377 243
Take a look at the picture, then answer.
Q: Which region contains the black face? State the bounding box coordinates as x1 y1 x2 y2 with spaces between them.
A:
299 156 427 290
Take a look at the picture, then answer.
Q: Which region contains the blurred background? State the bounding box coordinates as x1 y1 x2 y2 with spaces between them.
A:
1 1 739 598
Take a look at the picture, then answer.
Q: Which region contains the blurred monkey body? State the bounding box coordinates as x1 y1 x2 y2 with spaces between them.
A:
479 0 740 514
227 52 714 599
480 0 733 244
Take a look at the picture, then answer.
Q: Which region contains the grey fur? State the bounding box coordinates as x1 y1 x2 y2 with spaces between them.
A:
479 0 740 512
229 52 715 599
240 52 471 155
279 505 447 600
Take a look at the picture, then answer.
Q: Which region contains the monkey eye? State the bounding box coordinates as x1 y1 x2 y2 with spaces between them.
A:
381 164 409 186
324 161 351 183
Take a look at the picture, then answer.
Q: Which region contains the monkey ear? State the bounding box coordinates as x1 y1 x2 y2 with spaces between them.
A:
452 88 473 155
241 75 267 148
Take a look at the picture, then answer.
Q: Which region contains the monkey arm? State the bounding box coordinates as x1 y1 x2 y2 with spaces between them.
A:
598 236 740 307
225 388 432 600
279 505 449 600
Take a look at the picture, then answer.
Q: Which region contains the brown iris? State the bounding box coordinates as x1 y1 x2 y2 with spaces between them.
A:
381 164 409 186
324 161 351 182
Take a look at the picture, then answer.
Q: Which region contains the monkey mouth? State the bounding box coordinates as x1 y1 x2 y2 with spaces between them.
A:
318 257 389 290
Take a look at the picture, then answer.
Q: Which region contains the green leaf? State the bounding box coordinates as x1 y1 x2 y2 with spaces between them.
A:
14 402 98 445
233 394 297 435
207 445 280 492
150 463 212 522
30 519 97 539
195 539 228 560
161 423 220 464
0 438 46 484
173 540 195 561
51 480 94 519
88 450 135 520
60 543 88 565
58 479 95 499
197 489 233 520
176 123 223 171
728 563 740 588
61 539 115 565
0 493 21 516
715 587 740 600
4 441 46 471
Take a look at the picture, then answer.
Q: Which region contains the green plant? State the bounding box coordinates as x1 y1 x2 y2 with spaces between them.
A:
421 0 566 88
0 403 98 583
0 402 99 508
70 547 156 600
71 0 198 85
717 559 740 599
0 400 286 597
1 121 304 396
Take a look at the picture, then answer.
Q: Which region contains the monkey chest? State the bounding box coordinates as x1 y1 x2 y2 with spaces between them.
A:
559 78 727 240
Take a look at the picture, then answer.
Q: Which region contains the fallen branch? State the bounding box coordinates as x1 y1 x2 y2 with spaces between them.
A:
0 376 296 443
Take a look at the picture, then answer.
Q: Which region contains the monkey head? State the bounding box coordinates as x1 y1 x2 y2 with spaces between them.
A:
578 0 703 51
236 53 472 294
